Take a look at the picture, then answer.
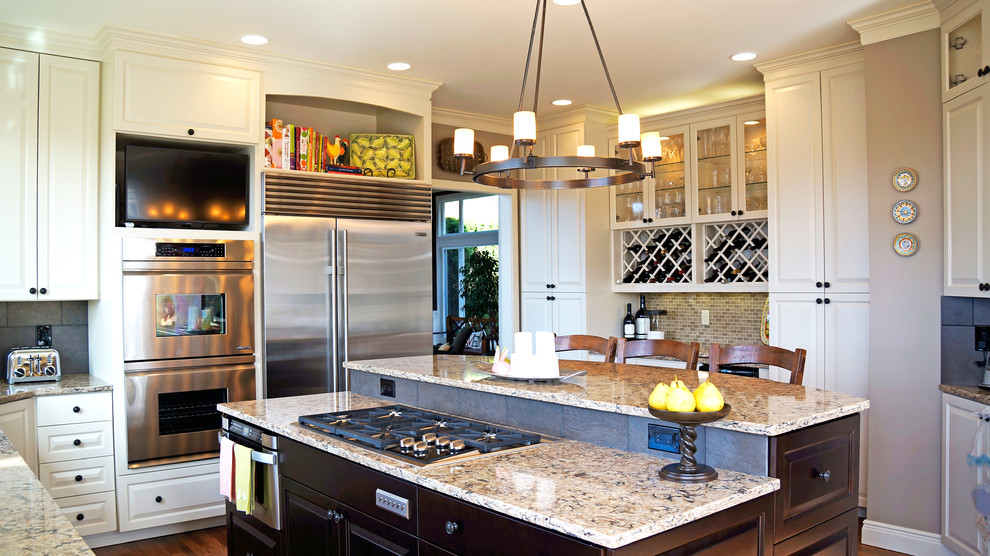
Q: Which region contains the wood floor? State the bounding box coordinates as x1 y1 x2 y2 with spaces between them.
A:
90 522 910 555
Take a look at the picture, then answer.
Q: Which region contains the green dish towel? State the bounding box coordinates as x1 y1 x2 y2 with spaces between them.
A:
234 443 254 514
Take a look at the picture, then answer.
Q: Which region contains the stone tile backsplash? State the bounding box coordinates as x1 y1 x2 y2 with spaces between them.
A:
0 302 89 374
941 296 990 386
644 292 767 355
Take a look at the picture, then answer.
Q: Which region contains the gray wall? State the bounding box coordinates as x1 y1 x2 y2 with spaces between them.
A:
942 296 990 385
431 123 514 183
0 301 90 374
864 29 943 534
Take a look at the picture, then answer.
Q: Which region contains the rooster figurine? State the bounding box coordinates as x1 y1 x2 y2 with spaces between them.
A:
328 135 349 166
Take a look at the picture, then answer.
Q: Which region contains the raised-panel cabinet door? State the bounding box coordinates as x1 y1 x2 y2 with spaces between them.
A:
820 64 869 294
520 292 553 335
552 189 586 292
944 84 988 296
519 191 554 292
114 51 261 143
552 293 586 337
766 73 825 293
769 293 824 389
37 55 99 300
942 393 986 556
0 48 39 301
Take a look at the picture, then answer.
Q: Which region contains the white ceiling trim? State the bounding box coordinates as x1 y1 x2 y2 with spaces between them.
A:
754 42 865 82
432 107 512 135
848 0 940 45
0 22 101 60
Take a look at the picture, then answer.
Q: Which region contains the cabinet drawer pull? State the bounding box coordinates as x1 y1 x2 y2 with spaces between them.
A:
39 288 47 295
76 513 84 521
29 287 37 295
445 520 460 535
75 475 83 482
155 496 163 503
187 128 195 136
817 469 831 484
73 439 82 446
329 510 343 523
73 406 81 413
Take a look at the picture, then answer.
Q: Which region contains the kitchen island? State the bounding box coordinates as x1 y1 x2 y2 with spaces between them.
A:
219 392 779 553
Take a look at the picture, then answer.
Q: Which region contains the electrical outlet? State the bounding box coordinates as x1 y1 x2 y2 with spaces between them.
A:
647 424 680 454
977 326 990 351
701 310 710 326
36 325 52 347
380 378 396 398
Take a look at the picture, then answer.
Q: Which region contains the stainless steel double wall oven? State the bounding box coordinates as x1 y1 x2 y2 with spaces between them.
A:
122 238 256 467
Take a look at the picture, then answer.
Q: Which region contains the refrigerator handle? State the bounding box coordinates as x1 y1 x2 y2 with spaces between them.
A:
329 230 339 393
340 229 350 393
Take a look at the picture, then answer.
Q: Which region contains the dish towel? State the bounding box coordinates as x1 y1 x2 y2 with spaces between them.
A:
219 436 234 501
233 443 254 514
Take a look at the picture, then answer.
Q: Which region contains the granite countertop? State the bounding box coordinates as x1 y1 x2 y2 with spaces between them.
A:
0 374 112 405
218 393 779 550
0 428 94 554
941 384 990 405
345 355 870 436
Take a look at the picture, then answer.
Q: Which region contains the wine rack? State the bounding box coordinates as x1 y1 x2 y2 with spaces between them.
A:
619 226 693 284
702 220 768 283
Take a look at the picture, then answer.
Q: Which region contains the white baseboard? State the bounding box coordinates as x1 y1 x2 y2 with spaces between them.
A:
83 515 225 548
860 519 956 556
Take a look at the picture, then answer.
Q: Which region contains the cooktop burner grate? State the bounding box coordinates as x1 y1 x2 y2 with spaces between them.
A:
298 405 542 465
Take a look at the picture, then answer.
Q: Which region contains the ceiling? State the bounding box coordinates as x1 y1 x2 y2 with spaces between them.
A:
5 0 921 119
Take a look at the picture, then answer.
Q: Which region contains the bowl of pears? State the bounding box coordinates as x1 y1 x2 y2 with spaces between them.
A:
647 377 730 482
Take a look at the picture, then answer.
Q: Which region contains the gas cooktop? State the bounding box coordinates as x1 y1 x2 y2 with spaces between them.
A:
298 405 543 466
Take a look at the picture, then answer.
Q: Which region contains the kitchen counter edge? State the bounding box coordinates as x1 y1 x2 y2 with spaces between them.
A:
0 374 113 405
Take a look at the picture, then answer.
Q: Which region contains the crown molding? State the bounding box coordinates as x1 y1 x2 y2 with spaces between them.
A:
537 104 618 128
848 1 940 45
755 41 864 81
638 96 765 130
432 107 512 134
0 23 101 59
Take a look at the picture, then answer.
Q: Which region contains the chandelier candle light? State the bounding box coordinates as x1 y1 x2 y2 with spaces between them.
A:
451 0 662 189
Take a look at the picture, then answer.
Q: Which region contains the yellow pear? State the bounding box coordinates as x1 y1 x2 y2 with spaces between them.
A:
669 376 689 392
693 380 712 405
648 382 671 410
666 386 696 412
696 382 725 412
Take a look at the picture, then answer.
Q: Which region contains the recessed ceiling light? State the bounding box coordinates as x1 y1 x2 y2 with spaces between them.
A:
387 62 411 71
552 99 572 106
730 51 758 62
240 34 269 46
553 0 581 5
743 120 760 126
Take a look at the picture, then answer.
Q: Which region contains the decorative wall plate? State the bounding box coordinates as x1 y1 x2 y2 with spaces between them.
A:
892 199 917 224
893 233 918 256
892 167 917 192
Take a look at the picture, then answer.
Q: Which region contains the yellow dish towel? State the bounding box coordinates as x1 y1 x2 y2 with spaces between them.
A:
233 443 254 514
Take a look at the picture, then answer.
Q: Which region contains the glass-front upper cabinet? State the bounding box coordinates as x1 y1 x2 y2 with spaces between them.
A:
942 1 987 102
609 126 690 229
692 117 736 223
738 113 768 219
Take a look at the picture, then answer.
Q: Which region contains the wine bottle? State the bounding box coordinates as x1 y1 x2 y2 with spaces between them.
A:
634 295 649 340
623 304 636 339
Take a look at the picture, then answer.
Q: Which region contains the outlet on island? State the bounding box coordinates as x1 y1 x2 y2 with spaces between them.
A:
380 378 396 398
647 424 680 454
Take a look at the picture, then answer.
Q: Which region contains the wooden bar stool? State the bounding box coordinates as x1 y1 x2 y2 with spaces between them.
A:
554 335 619 363
614 339 700 370
708 343 807 385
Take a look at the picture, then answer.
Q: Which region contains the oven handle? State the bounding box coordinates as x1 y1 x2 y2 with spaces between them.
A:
122 261 253 272
219 432 277 465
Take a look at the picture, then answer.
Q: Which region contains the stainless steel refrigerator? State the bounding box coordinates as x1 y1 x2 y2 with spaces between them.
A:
262 215 432 398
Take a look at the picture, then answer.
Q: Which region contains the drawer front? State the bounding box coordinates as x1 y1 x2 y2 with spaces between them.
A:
39 455 115 498
770 413 859 542
38 421 114 463
418 488 601 556
56 490 117 536
120 466 224 531
772 507 858 556
37 391 112 426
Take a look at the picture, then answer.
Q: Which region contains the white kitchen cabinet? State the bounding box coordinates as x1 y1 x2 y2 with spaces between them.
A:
610 126 691 229
942 0 989 103
0 49 99 301
765 62 869 295
944 83 990 297
117 462 224 531
942 392 987 556
519 189 586 293
520 292 587 337
114 50 261 143
0 398 38 475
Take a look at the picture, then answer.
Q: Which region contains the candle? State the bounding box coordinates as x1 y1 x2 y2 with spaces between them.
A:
514 332 533 356
514 111 536 143
618 114 641 145
453 128 474 157
576 145 595 157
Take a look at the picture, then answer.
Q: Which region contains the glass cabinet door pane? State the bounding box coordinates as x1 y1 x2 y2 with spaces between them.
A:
652 133 686 220
614 181 645 224
948 12 982 93
743 118 768 212
696 124 732 217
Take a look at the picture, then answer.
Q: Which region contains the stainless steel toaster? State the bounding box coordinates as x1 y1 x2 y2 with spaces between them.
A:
6 347 61 383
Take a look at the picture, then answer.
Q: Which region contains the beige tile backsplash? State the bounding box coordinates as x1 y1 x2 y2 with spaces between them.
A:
645 292 767 355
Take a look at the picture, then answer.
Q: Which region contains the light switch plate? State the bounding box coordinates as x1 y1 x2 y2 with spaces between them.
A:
701 310 710 326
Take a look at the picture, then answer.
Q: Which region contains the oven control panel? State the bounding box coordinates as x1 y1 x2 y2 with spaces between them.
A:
155 242 226 258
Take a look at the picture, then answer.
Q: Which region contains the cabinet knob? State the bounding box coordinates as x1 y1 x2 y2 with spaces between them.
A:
816 298 823 304
75 475 83 482
823 281 831 288
981 284 986 292
546 295 553 300
980 68 985 77
824 298 831 304
187 128 195 136
549 295 556 301
39 287 47 295
815 281 822 288
642 218 648 223
329 510 343 523
550 283 556 288
29 287 37 295
731 210 737 216
76 514 84 521
738 210 744 216
817 469 831 484
155 496 163 503
445 520 460 535
546 283 552 289
73 439 81 446
647 218 654 223
73 406 81 413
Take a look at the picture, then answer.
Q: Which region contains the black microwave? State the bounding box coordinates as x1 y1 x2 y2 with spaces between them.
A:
120 145 249 229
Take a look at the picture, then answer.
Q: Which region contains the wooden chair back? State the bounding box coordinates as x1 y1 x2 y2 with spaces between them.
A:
614 339 700 370
554 335 619 363
708 343 807 385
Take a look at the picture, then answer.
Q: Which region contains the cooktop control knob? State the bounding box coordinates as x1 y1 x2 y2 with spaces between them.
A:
450 439 466 453
436 436 451 451
413 441 429 455
399 438 415 451
422 433 437 445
